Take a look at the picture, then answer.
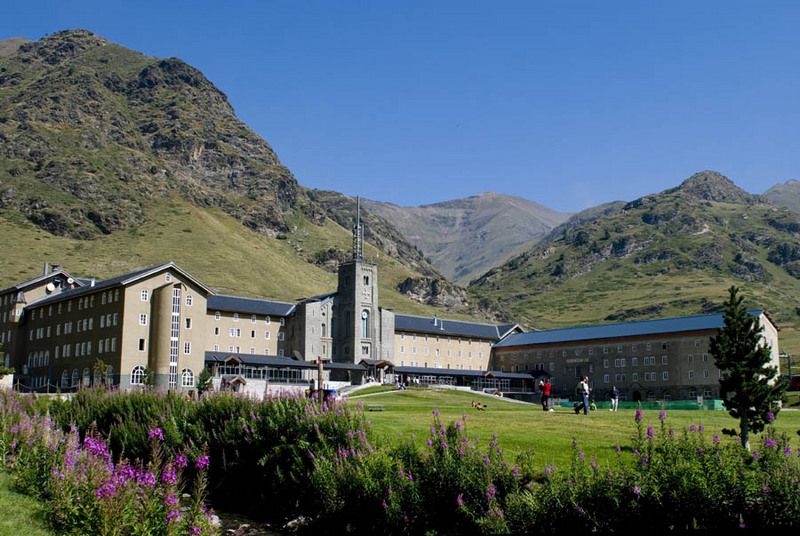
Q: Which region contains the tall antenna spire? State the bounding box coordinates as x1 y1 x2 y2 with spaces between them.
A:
352 196 363 260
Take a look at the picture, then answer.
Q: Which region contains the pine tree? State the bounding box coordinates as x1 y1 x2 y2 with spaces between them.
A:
709 286 787 451
196 367 213 396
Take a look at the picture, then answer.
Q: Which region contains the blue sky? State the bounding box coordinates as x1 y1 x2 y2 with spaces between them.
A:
3 1 799 213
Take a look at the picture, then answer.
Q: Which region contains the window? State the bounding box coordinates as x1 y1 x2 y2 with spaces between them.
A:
603 359 609 369
412 347 417 354
251 330 256 339
165 273 172 282
604 374 610 383
617 345 623 353
185 318 192 329
646 343 652 351
587 348 593 356
184 342 191 355
138 338 146 351
251 315 257 324
689 388 697 398
695 339 701 348
400 345 405 353
631 344 637 352
131 366 146 385
72 369 79 387
631 357 638 367
105 366 113 385
703 388 713 399
215 311 220 321
661 355 668 365
278 332 284 341
662 371 669 381
233 313 239 322
603 346 609 354
688 354 694 363
702 354 709 362
703 370 710 378
181 369 194 387
632 372 638 382
186 295 193 306
265 331 270 339
250 347 255 354
213 344 219 351
141 289 148 301
113 313 118 326
661 342 667 350
265 316 271 324
688 370 695 379
139 313 147 326
280 318 285 326
321 323 326 337
61 370 69 388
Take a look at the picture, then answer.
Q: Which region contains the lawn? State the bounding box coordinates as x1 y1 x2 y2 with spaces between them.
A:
348 388 800 469
0 472 54 536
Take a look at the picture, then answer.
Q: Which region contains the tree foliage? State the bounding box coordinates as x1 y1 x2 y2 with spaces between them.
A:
709 286 787 451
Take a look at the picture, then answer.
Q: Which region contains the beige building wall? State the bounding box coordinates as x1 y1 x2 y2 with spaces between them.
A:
208 310 287 357
393 331 492 370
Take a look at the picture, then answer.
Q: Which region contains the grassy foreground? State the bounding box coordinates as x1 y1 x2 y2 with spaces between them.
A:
349 388 800 468
0 472 54 536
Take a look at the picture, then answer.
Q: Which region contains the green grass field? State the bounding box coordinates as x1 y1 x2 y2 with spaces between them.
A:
0 472 54 536
349 389 800 469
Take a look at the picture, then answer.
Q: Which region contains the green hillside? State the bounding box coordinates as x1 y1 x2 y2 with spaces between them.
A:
0 193 477 319
470 171 800 354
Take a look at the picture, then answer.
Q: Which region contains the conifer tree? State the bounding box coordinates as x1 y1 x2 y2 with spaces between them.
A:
709 286 787 451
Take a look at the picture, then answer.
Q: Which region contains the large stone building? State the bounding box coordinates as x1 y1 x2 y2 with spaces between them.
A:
0 254 519 394
0 254 782 400
491 311 780 403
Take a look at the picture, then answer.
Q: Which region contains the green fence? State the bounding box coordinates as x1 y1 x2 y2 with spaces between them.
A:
557 399 725 411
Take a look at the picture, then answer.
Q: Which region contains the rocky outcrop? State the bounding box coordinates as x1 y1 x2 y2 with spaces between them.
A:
397 277 469 308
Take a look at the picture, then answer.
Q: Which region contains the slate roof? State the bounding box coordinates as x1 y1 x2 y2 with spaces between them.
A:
494 310 766 348
394 366 535 380
207 295 296 317
0 269 81 295
27 262 214 309
204 351 365 370
394 314 518 341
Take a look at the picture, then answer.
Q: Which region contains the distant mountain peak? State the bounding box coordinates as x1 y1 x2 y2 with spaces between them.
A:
674 170 759 204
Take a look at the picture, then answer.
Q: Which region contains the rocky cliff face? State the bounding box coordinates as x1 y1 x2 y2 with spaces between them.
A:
0 30 321 239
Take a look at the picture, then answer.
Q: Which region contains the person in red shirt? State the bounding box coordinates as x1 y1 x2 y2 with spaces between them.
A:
540 378 552 412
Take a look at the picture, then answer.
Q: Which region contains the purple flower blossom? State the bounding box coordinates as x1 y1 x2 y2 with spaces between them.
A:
148 428 164 441
764 438 777 449
713 435 720 445
767 412 775 423
195 455 210 470
635 409 643 422
633 485 641 495
166 509 181 524
174 455 187 468
615 445 621 452
578 451 585 461
753 451 760 460
697 449 704 455
659 411 666 420
698 424 704 432
647 426 654 439
457 496 463 506
690 424 697 432
432 409 440 417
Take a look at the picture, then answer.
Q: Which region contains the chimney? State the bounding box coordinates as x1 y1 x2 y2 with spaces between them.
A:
91 278 96 287
44 262 50 275
433 315 438 326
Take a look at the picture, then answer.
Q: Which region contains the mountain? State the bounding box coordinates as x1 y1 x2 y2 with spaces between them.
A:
469 171 800 352
764 180 800 214
0 30 483 320
362 192 572 284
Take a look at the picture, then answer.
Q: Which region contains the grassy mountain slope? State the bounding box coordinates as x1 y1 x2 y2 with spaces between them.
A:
470 171 800 353
0 192 479 319
362 192 572 284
